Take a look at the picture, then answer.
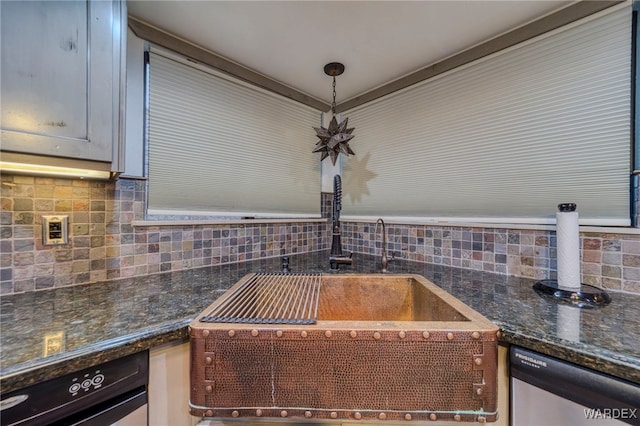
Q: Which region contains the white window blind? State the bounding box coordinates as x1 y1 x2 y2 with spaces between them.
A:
147 50 321 217
342 6 632 226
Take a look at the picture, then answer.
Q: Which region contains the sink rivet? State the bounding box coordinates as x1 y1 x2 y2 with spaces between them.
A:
476 387 483 395
350 330 358 338
276 330 283 337
232 411 239 418
280 410 288 417
478 415 486 423
454 414 461 421
251 329 259 337
331 411 338 419
405 413 412 420
205 385 213 393
354 412 362 420
447 332 454 340
205 356 212 365
325 330 332 338
379 413 387 420
301 330 308 338
422 331 430 339
202 330 210 337
398 331 406 339
228 330 236 337
429 413 437 421
373 331 381 340
305 411 312 418
206 410 213 417
471 331 480 339
256 409 263 417
474 357 483 365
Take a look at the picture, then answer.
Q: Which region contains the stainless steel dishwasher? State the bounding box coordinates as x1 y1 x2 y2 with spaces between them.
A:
0 350 148 426
510 346 639 426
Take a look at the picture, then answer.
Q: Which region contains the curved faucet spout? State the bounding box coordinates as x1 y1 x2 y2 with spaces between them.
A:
375 218 394 273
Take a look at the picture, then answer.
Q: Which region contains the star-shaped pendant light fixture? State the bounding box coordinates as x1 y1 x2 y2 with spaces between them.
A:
313 62 355 165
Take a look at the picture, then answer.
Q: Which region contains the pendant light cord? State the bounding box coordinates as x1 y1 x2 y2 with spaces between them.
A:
332 76 337 115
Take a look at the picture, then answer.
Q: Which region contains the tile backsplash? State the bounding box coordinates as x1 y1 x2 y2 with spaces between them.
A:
1 175 328 294
1 175 639 295
342 222 640 294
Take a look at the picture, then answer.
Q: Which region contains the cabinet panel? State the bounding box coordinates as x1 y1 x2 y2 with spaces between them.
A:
149 340 199 426
1 1 87 139
1 0 124 165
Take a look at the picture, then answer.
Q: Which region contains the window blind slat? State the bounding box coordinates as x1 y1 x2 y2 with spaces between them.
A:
342 6 631 225
147 50 321 217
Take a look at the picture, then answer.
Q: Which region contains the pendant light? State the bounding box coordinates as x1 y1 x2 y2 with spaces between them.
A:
313 62 355 165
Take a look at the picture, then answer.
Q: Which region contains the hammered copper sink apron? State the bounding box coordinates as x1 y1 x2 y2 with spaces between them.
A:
189 273 499 423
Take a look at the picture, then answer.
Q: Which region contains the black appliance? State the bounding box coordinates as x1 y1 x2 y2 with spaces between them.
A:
1 350 148 425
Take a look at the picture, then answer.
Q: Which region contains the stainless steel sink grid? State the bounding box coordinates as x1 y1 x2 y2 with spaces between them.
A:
199 273 322 325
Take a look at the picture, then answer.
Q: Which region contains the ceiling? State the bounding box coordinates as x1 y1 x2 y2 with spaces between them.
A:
127 1 572 105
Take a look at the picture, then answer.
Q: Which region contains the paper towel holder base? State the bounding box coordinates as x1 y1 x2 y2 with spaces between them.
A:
533 279 611 309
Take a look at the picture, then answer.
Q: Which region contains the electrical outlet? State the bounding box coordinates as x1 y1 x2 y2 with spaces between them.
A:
42 215 69 245
44 331 65 357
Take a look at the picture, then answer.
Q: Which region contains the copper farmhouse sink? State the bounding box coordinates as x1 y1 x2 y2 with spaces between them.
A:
189 273 499 423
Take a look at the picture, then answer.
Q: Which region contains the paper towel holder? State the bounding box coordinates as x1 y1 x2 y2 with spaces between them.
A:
533 279 611 309
533 202 611 308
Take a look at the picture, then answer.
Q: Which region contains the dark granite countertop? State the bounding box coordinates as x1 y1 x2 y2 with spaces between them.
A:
2 251 638 394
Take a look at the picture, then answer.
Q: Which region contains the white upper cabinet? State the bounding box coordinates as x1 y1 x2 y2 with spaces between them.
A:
1 0 125 169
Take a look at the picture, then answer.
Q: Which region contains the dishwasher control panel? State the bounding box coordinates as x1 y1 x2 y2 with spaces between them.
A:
68 371 105 396
0 350 148 425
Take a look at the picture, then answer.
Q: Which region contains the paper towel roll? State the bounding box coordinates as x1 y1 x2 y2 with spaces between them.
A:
556 203 581 291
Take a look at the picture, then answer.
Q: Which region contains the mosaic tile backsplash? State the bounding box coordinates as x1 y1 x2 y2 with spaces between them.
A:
1 175 328 294
1 175 639 295
341 222 640 294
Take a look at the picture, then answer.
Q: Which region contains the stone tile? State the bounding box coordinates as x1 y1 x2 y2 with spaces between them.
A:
622 239 640 254
623 267 640 281
13 198 33 211
622 254 640 267
602 252 622 265
583 250 601 263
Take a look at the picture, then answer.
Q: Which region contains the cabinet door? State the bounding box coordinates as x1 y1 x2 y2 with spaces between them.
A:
1 0 123 163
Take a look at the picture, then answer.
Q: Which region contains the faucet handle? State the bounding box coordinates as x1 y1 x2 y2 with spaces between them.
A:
281 256 291 273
